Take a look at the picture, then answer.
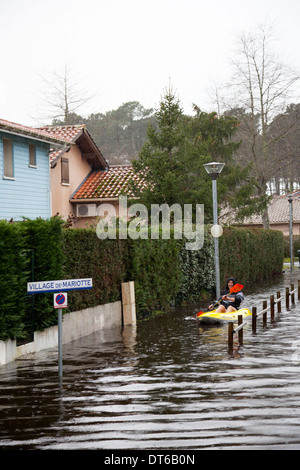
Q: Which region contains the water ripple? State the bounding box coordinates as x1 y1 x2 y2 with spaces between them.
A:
1 271 300 449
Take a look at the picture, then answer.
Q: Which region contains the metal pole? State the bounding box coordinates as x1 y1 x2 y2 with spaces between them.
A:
212 179 220 300
289 197 293 272
58 308 63 380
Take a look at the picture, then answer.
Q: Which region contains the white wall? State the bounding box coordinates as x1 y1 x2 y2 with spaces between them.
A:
0 301 122 366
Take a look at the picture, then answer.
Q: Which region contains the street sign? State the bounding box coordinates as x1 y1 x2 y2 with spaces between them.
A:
26 277 93 382
54 292 68 309
27 278 92 294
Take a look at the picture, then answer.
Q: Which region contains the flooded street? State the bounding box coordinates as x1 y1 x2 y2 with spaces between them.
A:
1 270 300 450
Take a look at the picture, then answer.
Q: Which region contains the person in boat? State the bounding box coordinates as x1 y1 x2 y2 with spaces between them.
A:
210 277 244 313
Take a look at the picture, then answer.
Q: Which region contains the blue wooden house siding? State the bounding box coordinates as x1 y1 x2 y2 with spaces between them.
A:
0 132 51 220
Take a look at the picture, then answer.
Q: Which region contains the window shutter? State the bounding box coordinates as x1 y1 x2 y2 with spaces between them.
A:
3 138 13 178
61 157 69 184
29 144 36 166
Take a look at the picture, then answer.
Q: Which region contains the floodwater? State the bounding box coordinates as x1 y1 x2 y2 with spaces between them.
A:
1 269 300 450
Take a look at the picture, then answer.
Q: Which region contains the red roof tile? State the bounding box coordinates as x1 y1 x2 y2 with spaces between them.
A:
38 125 85 163
72 165 146 199
0 118 70 146
38 124 84 143
38 125 107 169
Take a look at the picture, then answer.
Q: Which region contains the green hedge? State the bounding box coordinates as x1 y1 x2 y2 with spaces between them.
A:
0 217 65 340
61 229 183 319
23 217 65 331
0 221 28 340
0 218 285 340
127 236 182 318
219 227 284 285
62 229 129 312
175 228 215 305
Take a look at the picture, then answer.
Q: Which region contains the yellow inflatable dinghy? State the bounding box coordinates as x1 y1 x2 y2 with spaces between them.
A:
197 308 252 325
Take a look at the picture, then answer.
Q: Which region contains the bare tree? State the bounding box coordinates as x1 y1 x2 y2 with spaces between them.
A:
35 63 94 125
220 23 300 227
267 103 300 192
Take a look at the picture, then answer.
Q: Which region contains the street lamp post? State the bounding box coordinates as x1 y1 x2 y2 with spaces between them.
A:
288 195 294 273
203 162 225 300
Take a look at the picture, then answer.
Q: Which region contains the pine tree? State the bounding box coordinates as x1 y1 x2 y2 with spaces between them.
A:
132 86 190 207
131 88 248 222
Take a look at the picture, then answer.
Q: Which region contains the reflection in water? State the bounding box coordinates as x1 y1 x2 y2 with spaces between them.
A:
1 271 300 449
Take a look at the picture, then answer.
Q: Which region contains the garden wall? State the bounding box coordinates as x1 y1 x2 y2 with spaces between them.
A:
0 301 122 366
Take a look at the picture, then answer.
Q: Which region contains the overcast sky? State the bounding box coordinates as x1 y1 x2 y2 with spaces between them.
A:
1 0 300 126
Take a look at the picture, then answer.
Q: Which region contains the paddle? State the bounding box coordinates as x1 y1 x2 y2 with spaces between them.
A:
196 283 244 318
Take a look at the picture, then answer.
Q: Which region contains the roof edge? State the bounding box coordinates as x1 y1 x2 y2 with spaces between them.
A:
0 119 71 146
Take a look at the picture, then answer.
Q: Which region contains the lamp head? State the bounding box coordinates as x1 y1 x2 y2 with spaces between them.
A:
203 162 225 180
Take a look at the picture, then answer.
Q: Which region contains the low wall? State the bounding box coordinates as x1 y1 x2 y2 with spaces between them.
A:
0 301 122 366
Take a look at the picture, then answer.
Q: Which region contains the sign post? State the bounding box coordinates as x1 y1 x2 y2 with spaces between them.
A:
54 293 68 380
27 278 92 380
58 308 63 380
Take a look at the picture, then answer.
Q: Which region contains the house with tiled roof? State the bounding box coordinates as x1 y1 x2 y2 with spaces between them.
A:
70 164 146 227
0 119 70 220
37 124 146 227
72 165 143 200
1 118 145 225
223 194 300 236
38 125 108 225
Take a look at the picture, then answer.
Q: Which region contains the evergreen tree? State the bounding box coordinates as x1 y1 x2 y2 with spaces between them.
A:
131 88 253 223
189 106 266 222
132 87 190 208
